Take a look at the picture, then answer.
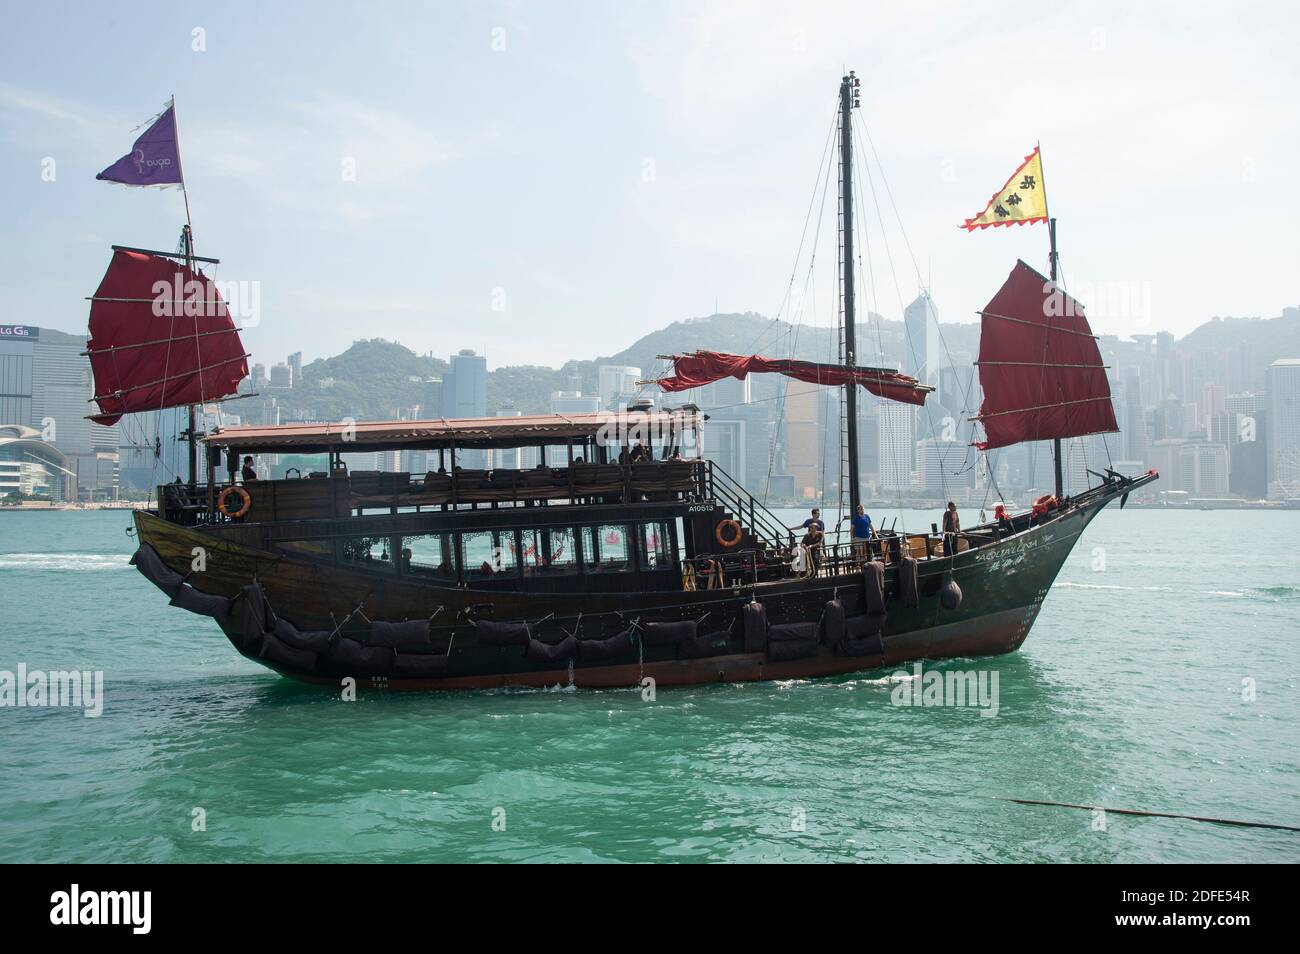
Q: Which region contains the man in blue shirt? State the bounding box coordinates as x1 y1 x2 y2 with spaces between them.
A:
850 503 873 561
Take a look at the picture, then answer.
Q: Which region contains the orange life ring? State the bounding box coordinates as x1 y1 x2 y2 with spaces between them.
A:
715 519 743 549
217 485 252 518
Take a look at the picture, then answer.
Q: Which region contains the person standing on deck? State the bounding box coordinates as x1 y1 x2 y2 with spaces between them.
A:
241 456 258 483
942 501 960 556
800 508 825 571
851 504 874 561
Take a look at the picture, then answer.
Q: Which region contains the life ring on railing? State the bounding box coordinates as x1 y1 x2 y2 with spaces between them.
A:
217 485 252 519
1031 494 1057 516
715 519 744 549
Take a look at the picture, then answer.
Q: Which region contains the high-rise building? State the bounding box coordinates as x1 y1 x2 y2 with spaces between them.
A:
268 363 293 389
31 328 119 499
287 352 303 387
1123 371 1147 466
442 350 487 419
1266 359 1300 498
421 376 443 419
550 390 601 414
702 419 746 485
1146 439 1186 494
903 292 942 388
878 402 915 494
1178 442 1230 497
598 365 641 410
781 383 821 499
441 351 489 469
1200 382 1225 421
915 437 970 497
0 324 36 426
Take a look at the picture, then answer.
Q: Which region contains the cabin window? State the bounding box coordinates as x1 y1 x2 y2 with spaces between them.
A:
641 522 672 570
460 529 519 581
521 526 577 575
400 531 455 581
339 535 394 571
583 524 634 573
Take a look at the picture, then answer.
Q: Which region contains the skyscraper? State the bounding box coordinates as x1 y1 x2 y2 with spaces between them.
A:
903 292 942 387
877 402 915 494
268 363 293 389
0 324 35 426
781 383 821 500
31 328 119 499
443 350 488 468
598 365 641 410
421 375 443 419
1266 359 1300 498
442 350 487 419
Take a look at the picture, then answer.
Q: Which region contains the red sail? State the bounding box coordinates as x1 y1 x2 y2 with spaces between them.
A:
86 249 249 425
656 351 930 406
973 260 1117 450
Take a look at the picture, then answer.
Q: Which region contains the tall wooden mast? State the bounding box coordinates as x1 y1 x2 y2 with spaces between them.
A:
1048 217 1063 500
840 71 862 516
180 223 198 485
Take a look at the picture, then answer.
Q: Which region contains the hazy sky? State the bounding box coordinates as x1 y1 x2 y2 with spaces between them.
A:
2 1 1296 371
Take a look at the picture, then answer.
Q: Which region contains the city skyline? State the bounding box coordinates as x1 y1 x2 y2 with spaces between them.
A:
2 3 1297 371
6 288 1297 502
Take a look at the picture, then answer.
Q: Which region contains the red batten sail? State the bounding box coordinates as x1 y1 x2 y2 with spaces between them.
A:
972 260 1117 450
86 249 249 425
656 350 930 406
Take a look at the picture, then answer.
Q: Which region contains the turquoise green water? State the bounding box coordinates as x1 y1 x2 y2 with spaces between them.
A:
0 508 1296 863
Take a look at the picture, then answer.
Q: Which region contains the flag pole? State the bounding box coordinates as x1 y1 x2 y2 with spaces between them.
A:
170 95 195 246
1038 140 1065 501
169 93 200 485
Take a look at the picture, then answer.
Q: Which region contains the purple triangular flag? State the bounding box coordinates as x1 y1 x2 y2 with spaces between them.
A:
97 102 184 187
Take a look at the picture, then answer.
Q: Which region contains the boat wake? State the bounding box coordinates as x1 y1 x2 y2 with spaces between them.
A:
0 553 130 572
1057 581 1296 600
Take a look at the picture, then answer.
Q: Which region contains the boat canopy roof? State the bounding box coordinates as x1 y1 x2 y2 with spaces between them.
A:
203 407 702 454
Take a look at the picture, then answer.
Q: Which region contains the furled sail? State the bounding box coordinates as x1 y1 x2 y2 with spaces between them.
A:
972 260 1117 450
86 248 249 425
655 350 931 406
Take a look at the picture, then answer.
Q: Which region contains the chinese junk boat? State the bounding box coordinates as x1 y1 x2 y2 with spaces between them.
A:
114 75 1155 690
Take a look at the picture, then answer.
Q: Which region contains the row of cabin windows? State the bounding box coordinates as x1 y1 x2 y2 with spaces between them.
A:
287 521 676 580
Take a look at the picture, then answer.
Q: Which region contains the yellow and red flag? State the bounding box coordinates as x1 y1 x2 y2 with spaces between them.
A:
961 147 1048 230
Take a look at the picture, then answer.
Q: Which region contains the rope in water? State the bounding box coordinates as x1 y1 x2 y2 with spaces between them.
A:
1001 797 1300 833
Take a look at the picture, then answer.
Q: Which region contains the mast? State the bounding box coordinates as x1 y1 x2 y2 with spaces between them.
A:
180 223 198 485
1040 140 1064 501
839 71 862 516
174 94 200 486
1048 217 1063 500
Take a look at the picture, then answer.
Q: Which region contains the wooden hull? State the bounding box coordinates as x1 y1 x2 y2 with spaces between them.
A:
131 494 1113 691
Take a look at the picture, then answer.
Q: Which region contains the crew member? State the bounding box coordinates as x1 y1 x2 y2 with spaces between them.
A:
942 501 960 556
241 456 258 482
851 504 874 561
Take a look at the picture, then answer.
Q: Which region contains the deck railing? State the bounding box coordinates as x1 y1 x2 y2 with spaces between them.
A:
700 461 794 551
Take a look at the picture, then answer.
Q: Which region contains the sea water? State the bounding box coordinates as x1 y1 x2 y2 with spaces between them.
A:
0 508 1295 862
